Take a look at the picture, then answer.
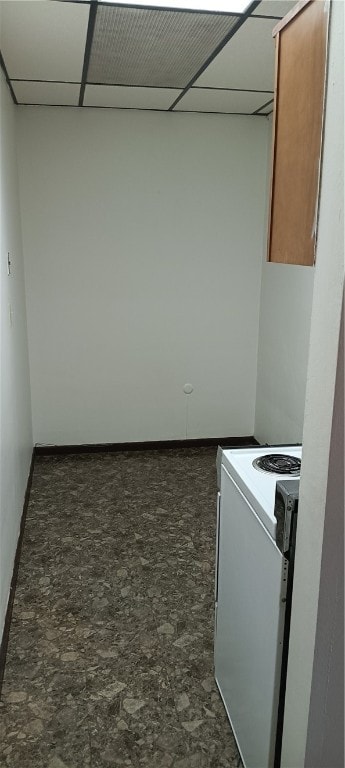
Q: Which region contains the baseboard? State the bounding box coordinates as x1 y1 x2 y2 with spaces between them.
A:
34 436 259 456
0 450 35 697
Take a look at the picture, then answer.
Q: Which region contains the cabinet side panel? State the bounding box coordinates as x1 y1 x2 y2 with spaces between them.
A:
268 0 329 266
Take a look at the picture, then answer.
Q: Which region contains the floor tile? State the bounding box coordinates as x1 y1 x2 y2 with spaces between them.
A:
1 449 241 767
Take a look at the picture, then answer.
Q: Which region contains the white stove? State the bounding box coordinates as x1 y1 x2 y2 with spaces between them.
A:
221 445 302 539
215 444 302 768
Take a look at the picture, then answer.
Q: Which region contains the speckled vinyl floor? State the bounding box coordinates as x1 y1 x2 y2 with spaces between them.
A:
0 448 241 768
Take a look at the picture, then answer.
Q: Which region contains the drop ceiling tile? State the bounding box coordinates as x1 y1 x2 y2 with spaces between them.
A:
255 96 274 113
252 1 296 17
84 85 181 109
175 88 272 113
88 5 238 88
195 17 276 90
1 1 89 81
12 81 80 106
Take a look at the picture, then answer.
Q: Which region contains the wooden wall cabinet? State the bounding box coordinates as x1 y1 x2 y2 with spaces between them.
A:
268 0 330 266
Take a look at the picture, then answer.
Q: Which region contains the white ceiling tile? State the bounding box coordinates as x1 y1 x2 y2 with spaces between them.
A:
1 1 89 81
255 97 274 114
13 81 80 106
84 85 181 109
252 1 296 17
175 88 272 114
195 17 276 91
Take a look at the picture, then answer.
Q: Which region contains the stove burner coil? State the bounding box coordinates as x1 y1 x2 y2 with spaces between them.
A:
252 454 301 475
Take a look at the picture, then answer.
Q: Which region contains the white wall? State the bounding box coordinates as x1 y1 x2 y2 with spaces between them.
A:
281 0 344 763
305 292 344 767
255 262 314 444
17 107 269 446
0 63 33 638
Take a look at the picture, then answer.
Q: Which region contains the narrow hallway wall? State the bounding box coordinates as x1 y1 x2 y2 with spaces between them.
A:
281 0 344 762
0 64 33 639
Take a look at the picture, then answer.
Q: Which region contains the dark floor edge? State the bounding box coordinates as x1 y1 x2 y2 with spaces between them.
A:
34 436 259 456
0 450 35 697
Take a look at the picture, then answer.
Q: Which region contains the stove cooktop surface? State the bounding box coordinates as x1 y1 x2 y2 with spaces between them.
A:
221 445 302 539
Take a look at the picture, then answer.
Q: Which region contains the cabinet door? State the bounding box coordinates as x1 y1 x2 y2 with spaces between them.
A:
268 0 329 266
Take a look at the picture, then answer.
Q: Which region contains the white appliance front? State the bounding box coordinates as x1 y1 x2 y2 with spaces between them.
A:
221 445 301 538
215 463 288 768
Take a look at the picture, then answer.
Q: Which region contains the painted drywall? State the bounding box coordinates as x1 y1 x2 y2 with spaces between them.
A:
281 1 344 764
305 293 344 768
0 63 33 638
254 262 314 445
17 108 270 445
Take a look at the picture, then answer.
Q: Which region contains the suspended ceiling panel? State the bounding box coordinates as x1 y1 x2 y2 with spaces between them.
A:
84 84 181 109
195 17 277 90
176 87 273 114
255 97 274 114
253 1 296 16
12 81 80 106
88 5 238 88
1 1 89 82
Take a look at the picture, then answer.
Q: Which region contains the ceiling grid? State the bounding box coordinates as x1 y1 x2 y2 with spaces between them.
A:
0 0 296 114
